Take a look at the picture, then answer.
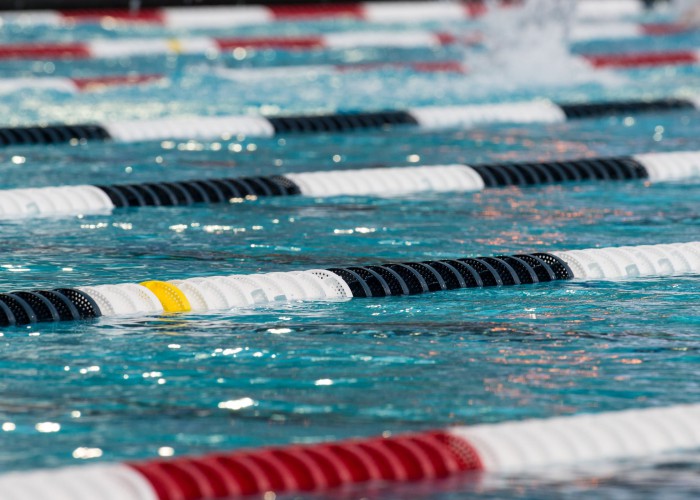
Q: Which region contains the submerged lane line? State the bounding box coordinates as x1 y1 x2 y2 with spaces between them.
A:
0 151 697 220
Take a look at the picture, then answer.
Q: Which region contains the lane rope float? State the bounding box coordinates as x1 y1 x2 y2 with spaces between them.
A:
0 31 466 61
0 151 697 219
0 29 693 61
214 47 700 82
0 44 695 95
139 281 191 313
0 0 660 28
0 74 165 95
0 61 468 95
0 97 698 148
584 49 700 68
0 21 689 63
0 401 698 500
0 241 696 327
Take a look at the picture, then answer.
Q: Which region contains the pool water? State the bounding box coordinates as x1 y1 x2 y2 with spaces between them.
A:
0 2 698 498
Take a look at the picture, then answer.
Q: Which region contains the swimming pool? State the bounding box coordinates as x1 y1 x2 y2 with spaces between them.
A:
0 0 698 498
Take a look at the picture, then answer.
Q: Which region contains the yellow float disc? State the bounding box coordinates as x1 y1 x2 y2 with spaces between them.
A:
167 39 183 54
140 281 191 313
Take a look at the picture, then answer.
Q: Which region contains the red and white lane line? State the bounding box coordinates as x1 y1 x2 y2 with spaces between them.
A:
0 61 465 93
0 2 494 28
0 31 461 60
0 29 694 61
211 60 467 81
0 74 164 94
569 22 693 42
0 43 692 93
213 46 700 81
584 49 700 69
0 0 663 27
0 1 491 28
0 24 682 68
0 403 698 499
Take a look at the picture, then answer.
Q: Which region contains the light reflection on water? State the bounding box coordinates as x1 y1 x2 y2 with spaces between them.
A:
0 6 697 499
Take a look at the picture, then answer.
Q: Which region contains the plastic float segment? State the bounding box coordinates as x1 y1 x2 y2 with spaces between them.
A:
0 403 698 499
5 46 695 96
0 242 695 326
0 33 696 60
0 97 697 148
0 0 664 26
0 152 698 219
0 74 164 94
583 50 700 69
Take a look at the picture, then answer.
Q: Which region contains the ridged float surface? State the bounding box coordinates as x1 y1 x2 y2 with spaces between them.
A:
634 151 700 182
452 404 700 473
0 243 694 327
2 403 699 500
0 464 158 500
408 101 568 129
1 97 698 147
286 165 485 197
553 242 700 280
0 2 695 499
0 124 109 146
0 0 659 28
102 116 275 142
0 185 114 218
2 151 700 220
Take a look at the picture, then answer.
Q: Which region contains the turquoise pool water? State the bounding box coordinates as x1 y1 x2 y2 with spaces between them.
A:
0 3 698 498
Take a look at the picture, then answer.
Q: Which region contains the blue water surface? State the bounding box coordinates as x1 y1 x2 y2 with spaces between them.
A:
0 4 698 499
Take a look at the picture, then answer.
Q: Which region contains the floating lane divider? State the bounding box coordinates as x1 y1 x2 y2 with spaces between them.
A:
0 31 469 60
0 74 165 94
1 44 692 94
0 23 692 62
584 49 700 69
214 60 469 81
0 151 698 219
1 98 699 148
0 1 497 27
1 401 699 499
0 0 658 28
0 45 693 96
0 23 683 62
0 62 465 94
215 46 700 82
569 22 693 42
9 41 693 96
0 34 693 61
0 242 697 327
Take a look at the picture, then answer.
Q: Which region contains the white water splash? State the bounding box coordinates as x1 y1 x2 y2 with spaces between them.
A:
674 0 700 26
463 0 627 95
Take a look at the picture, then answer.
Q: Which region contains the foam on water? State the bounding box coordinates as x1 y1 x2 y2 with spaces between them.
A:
463 0 627 96
675 0 700 26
